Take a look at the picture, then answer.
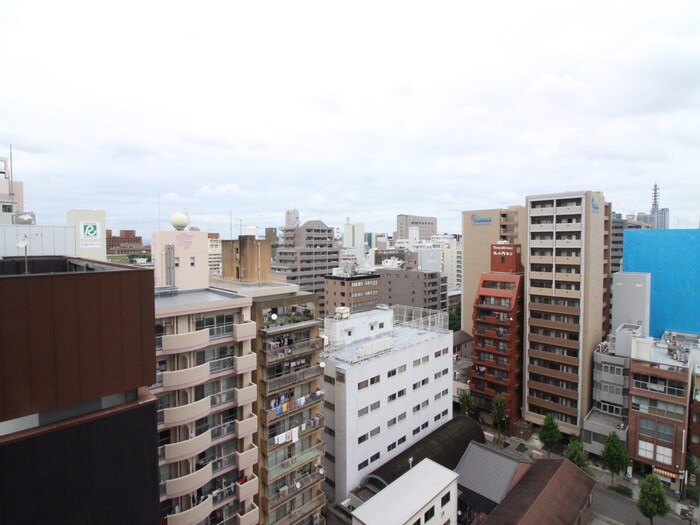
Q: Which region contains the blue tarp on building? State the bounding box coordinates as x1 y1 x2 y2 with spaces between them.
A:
623 229 700 339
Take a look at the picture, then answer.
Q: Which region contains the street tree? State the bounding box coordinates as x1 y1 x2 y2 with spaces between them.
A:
638 474 670 525
562 436 591 475
458 390 475 417
602 431 630 485
538 413 561 458
491 393 507 444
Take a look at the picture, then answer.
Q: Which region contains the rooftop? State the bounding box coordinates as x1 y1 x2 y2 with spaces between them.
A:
154 287 245 310
0 256 131 276
351 459 457 525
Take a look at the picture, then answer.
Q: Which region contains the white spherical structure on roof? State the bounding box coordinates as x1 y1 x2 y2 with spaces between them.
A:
171 212 189 230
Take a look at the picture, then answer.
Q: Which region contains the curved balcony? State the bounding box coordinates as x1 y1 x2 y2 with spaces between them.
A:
235 413 258 437
212 452 237 474
161 330 211 354
164 462 212 499
233 353 256 374
160 396 212 427
234 384 257 406
233 321 257 341
162 362 211 390
166 496 213 525
235 444 259 471
160 430 212 463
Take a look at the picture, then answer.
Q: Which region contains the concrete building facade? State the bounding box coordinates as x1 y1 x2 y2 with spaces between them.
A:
375 268 447 312
395 214 437 241
523 191 611 434
324 272 380 314
320 306 453 502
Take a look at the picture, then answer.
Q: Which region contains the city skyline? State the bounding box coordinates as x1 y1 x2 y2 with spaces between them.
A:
1 1 699 235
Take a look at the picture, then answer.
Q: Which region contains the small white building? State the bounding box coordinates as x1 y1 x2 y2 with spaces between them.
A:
351 458 458 525
321 305 453 502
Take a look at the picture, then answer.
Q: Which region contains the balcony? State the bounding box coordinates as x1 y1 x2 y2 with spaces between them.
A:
233 321 257 341
235 413 258 437
233 353 257 374
261 392 324 425
270 494 325 525
160 429 212 463
528 348 578 367
554 238 581 248
265 442 324 482
554 256 581 265
160 396 212 427
264 415 325 454
529 365 578 384
529 317 580 333
529 207 554 217
161 362 210 390
209 355 235 375
212 452 237 474
166 496 213 525
555 222 582 231
529 271 553 280
530 255 553 264
234 444 259 471
234 384 257 405
555 205 582 214
209 323 234 341
528 379 578 400
234 503 259 525
262 365 323 393
555 272 581 282
529 333 580 350
528 302 580 316
529 239 553 248
529 286 553 297
530 223 554 232
527 395 578 417
553 288 581 299
268 468 325 507
161 330 210 354
211 420 237 442
163 462 212 499
264 338 323 364
236 473 259 501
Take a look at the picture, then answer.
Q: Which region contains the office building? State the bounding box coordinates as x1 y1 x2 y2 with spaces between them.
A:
395 214 437 241
320 305 453 502
471 243 524 434
343 219 365 251
325 271 380 314
272 218 340 316
106 228 149 255
375 268 448 312
0 256 159 524
219 235 327 525
523 191 611 434
461 206 525 336
151 215 260 525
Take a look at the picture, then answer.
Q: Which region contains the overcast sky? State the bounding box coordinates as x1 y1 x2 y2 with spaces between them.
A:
1 1 698 238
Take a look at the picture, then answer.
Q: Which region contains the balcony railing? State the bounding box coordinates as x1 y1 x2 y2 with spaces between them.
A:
262 365 323 392
268 468 325 506
264 338 323 363
268 415 324 450
209 323 234 340
210 356 235 374
211 389 236 408
263 391 324 424
266 442 324 482
269 494 325 525
212 452 236 473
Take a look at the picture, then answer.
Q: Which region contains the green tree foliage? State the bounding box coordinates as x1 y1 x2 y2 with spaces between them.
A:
638 474 670 525
448 303 461 332
602 432 630 485
491 393 507 443
538 413 562 458
458 390 475 417
562 436 591 474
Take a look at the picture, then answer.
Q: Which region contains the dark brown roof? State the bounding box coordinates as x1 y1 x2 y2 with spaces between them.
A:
482 459 595 525
453 330 471 346
363 415 484 488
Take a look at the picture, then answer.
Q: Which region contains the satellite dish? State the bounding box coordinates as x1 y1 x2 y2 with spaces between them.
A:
319 362 326 369
318 467 324 475
295 482 301 489
17 236 28 249
271 313 278 320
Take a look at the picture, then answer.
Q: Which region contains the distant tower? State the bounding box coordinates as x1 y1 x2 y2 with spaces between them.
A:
285 209 300 227
651 183 659 215
650 183 669 229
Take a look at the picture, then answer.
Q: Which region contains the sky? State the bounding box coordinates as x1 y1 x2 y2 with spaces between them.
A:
1 1 699 239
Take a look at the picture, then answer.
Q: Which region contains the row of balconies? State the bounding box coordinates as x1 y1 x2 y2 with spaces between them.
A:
261 365 323 394
529 205 582 216
529 271 581 283
529 255 582 265
159 415 258 463
528 301 581 316
527 394 578 418
157 322 256 355
269 493 325 525
263 442 325 483
266 468 325 508
166 486 259 525
263 337 323 364
263 415 325 455
261 392 324 426
529 317 581 333
158 385 257 427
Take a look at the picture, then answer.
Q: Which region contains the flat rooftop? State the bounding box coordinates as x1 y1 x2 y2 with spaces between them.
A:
154 288 244 309
0 256 132 276
583 408 626 432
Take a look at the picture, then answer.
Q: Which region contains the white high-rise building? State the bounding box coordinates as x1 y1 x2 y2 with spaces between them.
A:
320 305 453 502
343 218 365 251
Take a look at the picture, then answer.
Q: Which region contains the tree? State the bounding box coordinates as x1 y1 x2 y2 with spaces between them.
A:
538 413 562 458
448 304 461 332
458 390 475 417
602 431 630 485
562 436 591 475
491 393 507 444
638 474 670 525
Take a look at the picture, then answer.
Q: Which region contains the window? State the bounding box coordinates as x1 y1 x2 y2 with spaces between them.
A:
358 406 369 417
421 421 428 430
413 404 421 413
442 409 448 416
421 400 429 408
324 375 335 385
358 433 368 444
424 506 435 521
370 426 380 437
388 442 396 452
358 460 369 470
174 257 180 267
398 412 406 421
190 256 195 267
413 359 421 367
370 452 380 463
370 375 380 385
358 380 369 390
370 401 380 411
413 381 421 390
379 322 385 329
324 427 335 437
434 414 441 422
638 440 653 460
324 401 335 411
413 427 420 436
442 347 449 355
398 389 406 397
398 436 406 445
422 355 429 363
435 350 442 358
388 368 397 378
656 444 673 465
441 492 451 506
388 393 397 402
388 417 397 427
398 364 406 373
336 371 345 383
435 372 441 380
422 377 429 386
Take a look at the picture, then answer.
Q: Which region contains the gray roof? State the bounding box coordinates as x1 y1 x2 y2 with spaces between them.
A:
455 442 527 504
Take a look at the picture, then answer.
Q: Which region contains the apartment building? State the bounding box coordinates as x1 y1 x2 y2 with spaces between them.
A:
272 219 340 316
471 243 524 434
628 331 699 491
395 214 437 241
219 234 327 525
375 268 448 312
0 256 158 524
461 206 525 336
609 214 649 274
432 234 463 291
106 228 149 255
320 305 453 502
324 272 380 314
523 191 611 434
151 216 260 525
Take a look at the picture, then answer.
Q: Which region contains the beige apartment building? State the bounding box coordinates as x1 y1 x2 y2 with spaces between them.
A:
395 214 437 241
461 207 525 335
523 191 611 435
375 268 447 312
151 215 260 525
